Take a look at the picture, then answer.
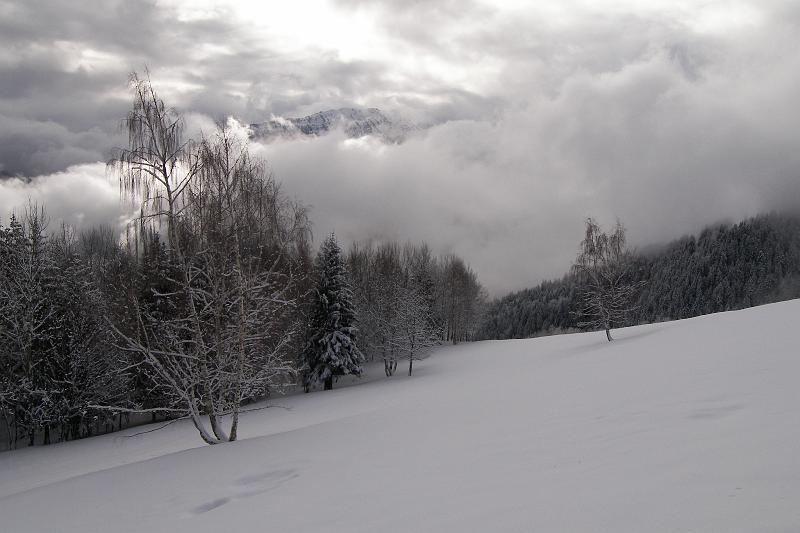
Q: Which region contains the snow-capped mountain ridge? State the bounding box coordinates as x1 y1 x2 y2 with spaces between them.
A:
250 107 415 143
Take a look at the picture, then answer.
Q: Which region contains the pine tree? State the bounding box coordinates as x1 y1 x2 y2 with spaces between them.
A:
302 233 364 391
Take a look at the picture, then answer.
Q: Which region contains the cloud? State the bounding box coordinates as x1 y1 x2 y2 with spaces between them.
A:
0 0 488 174
0 163 133 231
254 3 800 294
1 0 800 295
0 114 121 176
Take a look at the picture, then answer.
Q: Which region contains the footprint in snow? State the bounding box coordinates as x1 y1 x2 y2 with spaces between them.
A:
688 403 744 420
189 468 299 516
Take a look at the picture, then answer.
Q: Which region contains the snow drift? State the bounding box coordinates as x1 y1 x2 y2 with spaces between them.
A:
1 300 799 532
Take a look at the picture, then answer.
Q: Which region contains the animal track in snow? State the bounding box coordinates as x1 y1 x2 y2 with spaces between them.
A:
189 468 298 516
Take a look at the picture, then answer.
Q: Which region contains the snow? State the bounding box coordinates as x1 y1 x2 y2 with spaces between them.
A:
2 300 800 532
250 107 414 143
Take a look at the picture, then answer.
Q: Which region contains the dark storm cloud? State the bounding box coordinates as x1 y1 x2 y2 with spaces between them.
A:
0 0 180 175
255 1 800 294
0 0 481 175
0 114 113 177
2 0 800 294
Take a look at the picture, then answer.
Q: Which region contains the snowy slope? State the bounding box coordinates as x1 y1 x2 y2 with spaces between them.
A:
2 300 799 532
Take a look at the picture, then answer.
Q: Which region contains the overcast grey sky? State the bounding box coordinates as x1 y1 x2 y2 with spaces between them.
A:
1 0 800 295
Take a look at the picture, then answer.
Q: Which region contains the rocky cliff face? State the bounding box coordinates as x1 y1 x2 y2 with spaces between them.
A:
250 108 415 143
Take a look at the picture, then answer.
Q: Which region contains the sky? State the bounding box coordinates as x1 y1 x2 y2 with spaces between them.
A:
1 0 799 295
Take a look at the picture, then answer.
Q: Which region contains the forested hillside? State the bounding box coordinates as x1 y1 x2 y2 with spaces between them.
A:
0 76 485 451
478 214 800 340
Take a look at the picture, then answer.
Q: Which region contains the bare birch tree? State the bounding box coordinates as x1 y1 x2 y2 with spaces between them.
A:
109 73 308 444
347 241 482 373
571 218 642 341
394 281 442 376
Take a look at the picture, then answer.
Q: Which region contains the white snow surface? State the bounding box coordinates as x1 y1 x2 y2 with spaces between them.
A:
2 300 799 532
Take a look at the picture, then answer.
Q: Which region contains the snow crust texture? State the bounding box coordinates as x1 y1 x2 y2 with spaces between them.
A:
1 300 799 532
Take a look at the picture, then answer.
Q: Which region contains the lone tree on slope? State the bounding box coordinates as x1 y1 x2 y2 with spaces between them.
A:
302 233 364 391
571 218 642 342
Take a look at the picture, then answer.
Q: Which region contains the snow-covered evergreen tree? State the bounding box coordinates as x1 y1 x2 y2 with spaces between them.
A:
302 233 364 391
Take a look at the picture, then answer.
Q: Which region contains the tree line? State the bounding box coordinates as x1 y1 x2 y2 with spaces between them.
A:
478 213 800 340
347 241 484 376
0 73 485 450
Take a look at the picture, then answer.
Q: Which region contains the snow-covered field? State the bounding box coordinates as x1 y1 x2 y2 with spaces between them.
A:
2 300 799 532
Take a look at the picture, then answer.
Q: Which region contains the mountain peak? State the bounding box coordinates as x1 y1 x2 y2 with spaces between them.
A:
250 107 414 144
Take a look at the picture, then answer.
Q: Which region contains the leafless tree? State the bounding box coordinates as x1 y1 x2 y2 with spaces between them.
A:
109 70 201 256
393 281 442 376
439 255 485 344
109 74 308 444
347 240 483 374
571 218 643 341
